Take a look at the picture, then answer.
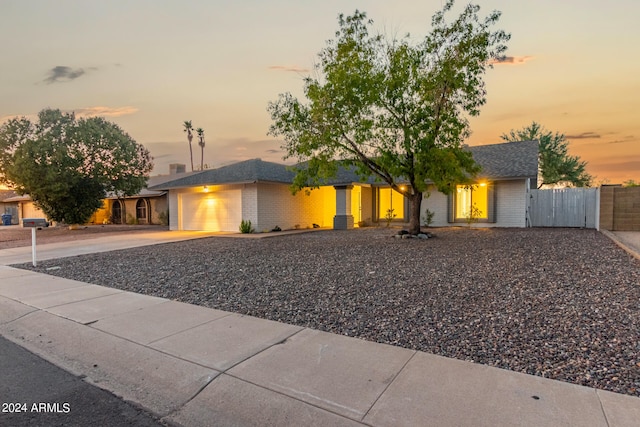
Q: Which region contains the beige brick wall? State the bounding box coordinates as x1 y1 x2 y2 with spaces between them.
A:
359 186 373 225
495 180 527 227
422 186 449 227
241 184 259 226
255 183 335 231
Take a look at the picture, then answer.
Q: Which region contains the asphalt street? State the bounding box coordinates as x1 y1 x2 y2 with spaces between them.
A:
0 335 165 427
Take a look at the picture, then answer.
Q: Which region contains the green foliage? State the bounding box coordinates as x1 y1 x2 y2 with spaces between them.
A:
268 1 509 233
421 209 435 227
464 203 482 227
239 219 254 233
158 209 169 226
0 109 153 225
384 208 397 227
126 213 138 225
622 179 639 187
501 121 592 188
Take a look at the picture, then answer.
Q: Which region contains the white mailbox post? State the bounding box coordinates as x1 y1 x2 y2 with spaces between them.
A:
22 218 49 267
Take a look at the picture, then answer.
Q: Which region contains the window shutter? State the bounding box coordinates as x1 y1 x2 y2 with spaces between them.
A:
447 193 455 223
487 183 496 223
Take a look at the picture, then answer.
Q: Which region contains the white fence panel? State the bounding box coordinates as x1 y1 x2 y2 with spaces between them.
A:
529 188 598 228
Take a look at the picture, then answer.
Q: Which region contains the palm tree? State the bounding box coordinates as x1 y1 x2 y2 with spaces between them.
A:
183 120 194 171
196 127 205 170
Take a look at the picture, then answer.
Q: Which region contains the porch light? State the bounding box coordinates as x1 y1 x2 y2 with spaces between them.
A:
479 182 487 187
203 186 209 192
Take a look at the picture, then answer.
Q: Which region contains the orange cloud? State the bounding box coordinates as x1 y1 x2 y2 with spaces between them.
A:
489 55 534 65
0 113 37 125
73 106 139 118
268 65 311 73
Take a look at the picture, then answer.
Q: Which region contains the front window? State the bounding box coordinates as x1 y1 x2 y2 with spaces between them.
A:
378 187 405 221
455 183 488 220
136 199 147 221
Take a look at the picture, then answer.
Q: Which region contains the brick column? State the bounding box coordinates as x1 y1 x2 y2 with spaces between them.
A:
333 185 354 230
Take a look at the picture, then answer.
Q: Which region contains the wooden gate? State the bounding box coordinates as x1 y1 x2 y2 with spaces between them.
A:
528 188 598 228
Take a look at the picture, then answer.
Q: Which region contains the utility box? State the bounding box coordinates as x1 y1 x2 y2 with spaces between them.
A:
22 218 49 228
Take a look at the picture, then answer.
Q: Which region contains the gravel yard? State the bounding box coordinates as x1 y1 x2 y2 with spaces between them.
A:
15 227 640 397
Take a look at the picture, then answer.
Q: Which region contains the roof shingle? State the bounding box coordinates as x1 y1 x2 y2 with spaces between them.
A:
150 140 538 190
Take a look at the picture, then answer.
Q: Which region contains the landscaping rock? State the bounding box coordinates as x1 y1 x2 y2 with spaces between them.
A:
14 228 640 397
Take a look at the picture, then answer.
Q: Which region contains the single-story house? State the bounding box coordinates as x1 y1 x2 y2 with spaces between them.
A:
2 164 192 226
0 189 20 225
90 187 168 225
150 140 539 232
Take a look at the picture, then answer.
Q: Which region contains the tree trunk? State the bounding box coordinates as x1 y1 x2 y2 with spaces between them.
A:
408 192 422 235
120 198 127 224
189 143 194 172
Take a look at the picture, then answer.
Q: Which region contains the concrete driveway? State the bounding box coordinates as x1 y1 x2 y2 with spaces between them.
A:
0 230 220 266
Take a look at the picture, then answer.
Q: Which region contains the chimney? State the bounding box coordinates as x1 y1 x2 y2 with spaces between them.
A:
169 163 186 175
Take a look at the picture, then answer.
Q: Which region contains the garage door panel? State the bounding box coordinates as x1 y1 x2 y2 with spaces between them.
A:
181 190 242 231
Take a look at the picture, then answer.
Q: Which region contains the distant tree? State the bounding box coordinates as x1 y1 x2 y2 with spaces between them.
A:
0 109 153 226
501 121 592 188
183 120 194 171
196 127 205 170
268 1 509 234
622 179 639 187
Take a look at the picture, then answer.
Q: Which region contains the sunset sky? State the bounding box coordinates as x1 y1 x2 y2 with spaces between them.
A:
1 0 638 183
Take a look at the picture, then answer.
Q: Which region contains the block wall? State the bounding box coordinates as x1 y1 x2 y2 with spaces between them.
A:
610 186 640 231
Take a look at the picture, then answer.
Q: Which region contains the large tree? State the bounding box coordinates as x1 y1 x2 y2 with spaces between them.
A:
268 1 509 234
501 121 592 188
0 109 153 225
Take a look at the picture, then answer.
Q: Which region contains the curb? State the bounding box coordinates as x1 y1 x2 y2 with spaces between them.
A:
599 229 640 261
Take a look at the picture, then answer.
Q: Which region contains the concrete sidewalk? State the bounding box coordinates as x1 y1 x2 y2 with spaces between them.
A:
604 230 640 261
1 265 639 426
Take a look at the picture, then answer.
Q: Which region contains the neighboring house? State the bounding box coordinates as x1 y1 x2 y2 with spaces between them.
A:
90 187 168 225
150 140 539 232
92 164 193 225
2 194 47 224
0 189 20 224
3 163 190 226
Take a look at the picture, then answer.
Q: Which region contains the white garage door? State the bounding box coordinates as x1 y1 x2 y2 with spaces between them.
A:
180 190 242 231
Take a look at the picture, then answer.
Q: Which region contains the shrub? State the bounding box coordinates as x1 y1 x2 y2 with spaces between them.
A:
421 209 435 227
239 219 254 233
464 204 482 227
384 208 396 227
158 210 169 226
